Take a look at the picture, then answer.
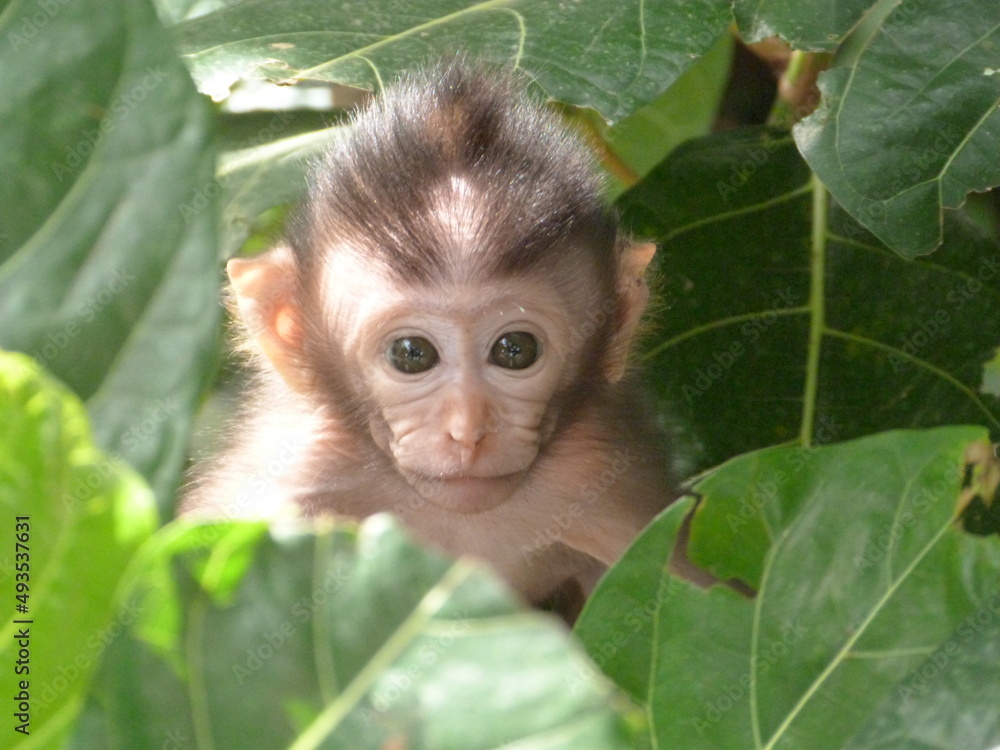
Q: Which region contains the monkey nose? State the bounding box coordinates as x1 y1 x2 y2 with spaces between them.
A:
446 411 488 465
449 422 486 451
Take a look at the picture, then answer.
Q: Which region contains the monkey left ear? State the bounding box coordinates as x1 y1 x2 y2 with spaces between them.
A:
227 247 310 393
605 242 656 382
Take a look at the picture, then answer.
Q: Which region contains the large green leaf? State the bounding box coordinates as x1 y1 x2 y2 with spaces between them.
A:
0 351 157 748
74 516 645 749
171 0 732 124
796 0 1000 258
577 426 1000 749
620 127 1000 475
0 0 220 512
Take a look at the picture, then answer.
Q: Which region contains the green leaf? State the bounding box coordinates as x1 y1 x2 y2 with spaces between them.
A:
216 124 335 259
620 127 1000 475
74 516 645 749
172 0 732 123
578 426 1000 749
733 0 875 51
845 600 1000 748
0 351 157 748
795 0 1000 258
847 604 1000 750
605 30 734 192
0 0 220 511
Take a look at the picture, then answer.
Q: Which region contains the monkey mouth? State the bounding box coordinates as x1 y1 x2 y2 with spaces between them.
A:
406 471 525 514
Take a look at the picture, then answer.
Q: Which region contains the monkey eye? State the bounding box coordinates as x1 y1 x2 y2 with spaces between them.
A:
387 336 439 374
489 331 539 370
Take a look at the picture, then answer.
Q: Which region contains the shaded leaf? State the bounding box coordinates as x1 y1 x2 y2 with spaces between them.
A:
0 351 157 748
573 498 698 704
0 0 220 512
604 31 734 194
620 127 1000 476
795 0 1000 257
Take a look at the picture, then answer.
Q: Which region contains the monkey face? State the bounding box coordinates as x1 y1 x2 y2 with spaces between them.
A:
328 257 578 514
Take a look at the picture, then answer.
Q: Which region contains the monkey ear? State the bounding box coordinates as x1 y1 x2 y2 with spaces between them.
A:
605 242 656 382
227 247 309 392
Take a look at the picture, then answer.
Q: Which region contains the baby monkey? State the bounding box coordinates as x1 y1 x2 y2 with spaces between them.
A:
183 61 674 612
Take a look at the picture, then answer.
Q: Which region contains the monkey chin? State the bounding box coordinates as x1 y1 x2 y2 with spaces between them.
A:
405 471 526 514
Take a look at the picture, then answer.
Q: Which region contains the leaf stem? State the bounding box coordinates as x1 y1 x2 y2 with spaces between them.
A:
187 598 216 750
800 174 828 448
768 50 828 128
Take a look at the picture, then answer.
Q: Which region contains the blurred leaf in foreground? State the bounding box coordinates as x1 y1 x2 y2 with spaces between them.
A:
0 351 157 748
73 515 645 749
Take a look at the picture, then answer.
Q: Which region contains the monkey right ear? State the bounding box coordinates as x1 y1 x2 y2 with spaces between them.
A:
605 242 656 382
227 247 310 392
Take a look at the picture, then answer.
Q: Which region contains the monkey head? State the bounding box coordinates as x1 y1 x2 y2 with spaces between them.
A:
225 63 655 515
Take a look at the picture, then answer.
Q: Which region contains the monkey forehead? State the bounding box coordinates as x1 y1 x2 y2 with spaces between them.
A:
320 247 572 342
431 176 480 253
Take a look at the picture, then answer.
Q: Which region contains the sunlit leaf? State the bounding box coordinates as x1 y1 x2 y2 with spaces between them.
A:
172 0 731 123
0 351 156 748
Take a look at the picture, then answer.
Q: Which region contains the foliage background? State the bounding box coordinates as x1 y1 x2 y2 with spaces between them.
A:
1 0 1000 747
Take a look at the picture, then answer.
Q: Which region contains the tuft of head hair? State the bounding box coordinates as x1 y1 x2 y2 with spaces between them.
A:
295 60 618 287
